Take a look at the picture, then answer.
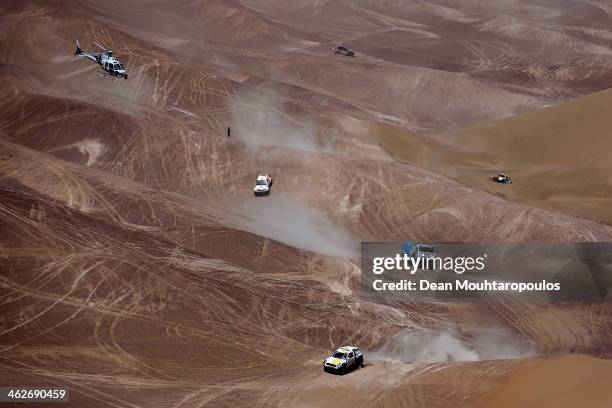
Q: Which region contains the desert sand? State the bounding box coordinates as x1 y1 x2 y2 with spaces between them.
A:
1 0 612 407
479 354 612 408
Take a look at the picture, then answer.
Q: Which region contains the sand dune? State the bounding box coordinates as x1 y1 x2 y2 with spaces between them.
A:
375 86 612 224
479 354 612 408
2 0 612 407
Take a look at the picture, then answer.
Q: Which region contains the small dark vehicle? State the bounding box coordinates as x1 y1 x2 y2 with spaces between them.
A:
491 174 512 184
333 45 355 57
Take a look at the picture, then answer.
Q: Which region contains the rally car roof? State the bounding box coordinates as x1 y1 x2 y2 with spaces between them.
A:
336 346 359 353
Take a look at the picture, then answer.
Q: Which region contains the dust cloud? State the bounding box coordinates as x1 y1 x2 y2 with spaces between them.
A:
369 327 535 364
77 140 106 166
230 88 332 152
227 194 358 258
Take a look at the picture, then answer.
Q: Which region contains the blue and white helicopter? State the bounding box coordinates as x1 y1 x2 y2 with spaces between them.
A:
74 40 128 79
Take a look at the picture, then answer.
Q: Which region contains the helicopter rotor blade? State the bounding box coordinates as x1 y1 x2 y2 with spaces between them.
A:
93 42 108 51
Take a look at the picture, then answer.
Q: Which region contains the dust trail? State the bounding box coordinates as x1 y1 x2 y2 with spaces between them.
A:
226 194 358 258
230 88 332 153
77 140 106 166
47 140 106 166
368 327 535 364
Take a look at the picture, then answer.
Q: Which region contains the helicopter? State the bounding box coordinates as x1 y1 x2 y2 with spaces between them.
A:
74 40 128 79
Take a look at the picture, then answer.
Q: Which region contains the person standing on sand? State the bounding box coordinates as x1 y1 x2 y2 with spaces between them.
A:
227 126 231 138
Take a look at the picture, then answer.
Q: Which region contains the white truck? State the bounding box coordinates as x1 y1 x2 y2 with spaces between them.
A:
253 174 273 196
323 346 364 374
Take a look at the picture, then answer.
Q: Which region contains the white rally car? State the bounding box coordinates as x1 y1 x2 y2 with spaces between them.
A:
253 174 273 196
323 346 363 374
